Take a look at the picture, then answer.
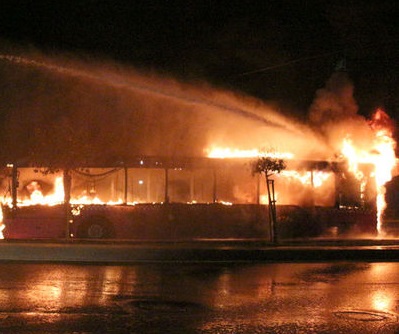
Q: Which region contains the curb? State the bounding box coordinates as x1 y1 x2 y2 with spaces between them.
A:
0 241 398 263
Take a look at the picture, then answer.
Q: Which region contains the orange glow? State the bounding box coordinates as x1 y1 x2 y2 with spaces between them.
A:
1 176 125 210
280 170 331 188
372 290 394 311
340 109 397 233
206 146 294 159
0 210 4 239
24 177 65 206
206 146 333 206
206 109 397 228
70 197 124 206
218 201 233 206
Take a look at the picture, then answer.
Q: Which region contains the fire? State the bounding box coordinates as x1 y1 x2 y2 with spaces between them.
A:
17 177 65 206
2 176 124 208
206 146 334 206
206 109 397 234
0 108 395 240
70 196 123 206
341 109 397 233
206 146 330 188
206 146 294 159
280 170 331 188
206 146 331 188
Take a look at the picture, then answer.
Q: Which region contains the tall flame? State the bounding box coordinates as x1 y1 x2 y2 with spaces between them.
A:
370 109 397 232
341 108 397 233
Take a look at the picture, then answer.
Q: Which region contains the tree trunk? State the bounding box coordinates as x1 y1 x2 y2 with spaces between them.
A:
266 177 277 243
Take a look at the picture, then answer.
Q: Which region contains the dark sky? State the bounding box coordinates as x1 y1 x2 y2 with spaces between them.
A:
0 0 399 120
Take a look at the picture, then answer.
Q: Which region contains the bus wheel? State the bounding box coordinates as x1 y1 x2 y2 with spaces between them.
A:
79 217 113 239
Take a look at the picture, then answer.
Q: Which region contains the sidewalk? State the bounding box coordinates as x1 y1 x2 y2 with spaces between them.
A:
1 238 399 263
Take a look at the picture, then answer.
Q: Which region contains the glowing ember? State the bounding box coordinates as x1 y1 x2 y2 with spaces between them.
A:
217 200 233 206
70 197 123 206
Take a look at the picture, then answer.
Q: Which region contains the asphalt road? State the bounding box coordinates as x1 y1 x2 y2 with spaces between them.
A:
1 262 399 333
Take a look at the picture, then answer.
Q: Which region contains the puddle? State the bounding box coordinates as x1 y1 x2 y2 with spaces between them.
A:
334 309 397 322
117 298 208 313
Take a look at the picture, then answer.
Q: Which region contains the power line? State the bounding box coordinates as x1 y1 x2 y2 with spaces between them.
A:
235 35 399 78
236 50 342 77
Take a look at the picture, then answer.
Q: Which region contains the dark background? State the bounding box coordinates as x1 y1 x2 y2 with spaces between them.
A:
0 0 398 121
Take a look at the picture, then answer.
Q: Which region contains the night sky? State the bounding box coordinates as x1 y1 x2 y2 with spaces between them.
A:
0 0 399 121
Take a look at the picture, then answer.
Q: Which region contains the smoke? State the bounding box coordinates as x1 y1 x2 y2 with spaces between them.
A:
308 71 375 154
309 71 359 124
0 47 332 165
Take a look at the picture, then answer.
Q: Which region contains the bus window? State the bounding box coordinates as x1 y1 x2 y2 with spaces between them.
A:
191 168 214 203
168 168 214 203
14 168 64 205
71 168 125 203
127 168 165 203
215 164 258 204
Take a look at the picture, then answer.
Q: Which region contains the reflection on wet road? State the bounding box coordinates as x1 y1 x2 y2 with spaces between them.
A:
0 262 399 333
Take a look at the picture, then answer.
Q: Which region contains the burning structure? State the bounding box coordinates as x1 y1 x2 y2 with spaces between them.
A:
0 155 378 240
0 53 396 240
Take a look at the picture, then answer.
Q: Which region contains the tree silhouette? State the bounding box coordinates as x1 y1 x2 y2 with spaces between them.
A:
252 154 286 243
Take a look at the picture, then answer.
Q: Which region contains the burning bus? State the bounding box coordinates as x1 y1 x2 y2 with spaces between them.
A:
0 153 379 241
0 55 396 240
0 104 396 240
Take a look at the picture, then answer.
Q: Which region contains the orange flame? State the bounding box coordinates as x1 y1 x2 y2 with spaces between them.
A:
206 146 333 206
280 170 331 188
206 147 294 159
20 177 65 206
341 108 397 233
2 176 125 209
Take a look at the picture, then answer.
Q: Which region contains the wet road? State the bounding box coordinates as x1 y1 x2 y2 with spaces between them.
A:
0 262 399 333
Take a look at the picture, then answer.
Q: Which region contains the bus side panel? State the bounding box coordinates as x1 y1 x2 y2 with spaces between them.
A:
72 204 171 240
111 204 170 239
165 203 269 239
72 204 269 240
315 207 377 235
3 205 66 239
